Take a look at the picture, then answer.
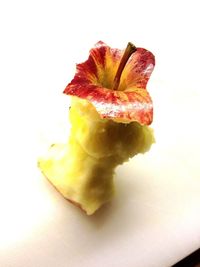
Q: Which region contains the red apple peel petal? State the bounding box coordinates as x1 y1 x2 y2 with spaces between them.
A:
64 41 155 125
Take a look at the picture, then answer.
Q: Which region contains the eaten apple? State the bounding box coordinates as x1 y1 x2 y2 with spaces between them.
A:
38 41 155 215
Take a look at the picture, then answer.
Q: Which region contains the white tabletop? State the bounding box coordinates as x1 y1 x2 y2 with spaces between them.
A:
0 1 200 266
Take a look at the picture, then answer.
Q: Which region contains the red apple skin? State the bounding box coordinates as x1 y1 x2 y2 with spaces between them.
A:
64 41 155 125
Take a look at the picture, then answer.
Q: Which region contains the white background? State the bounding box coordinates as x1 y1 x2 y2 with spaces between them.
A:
0 0 200 267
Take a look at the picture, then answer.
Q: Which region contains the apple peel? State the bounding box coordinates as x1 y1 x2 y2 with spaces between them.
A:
64 41 155 125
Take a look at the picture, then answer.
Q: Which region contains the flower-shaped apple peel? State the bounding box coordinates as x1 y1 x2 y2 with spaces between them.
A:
39 42 155 215
64 41 155 125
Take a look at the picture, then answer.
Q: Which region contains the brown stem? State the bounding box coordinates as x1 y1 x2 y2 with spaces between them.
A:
112 42 137 90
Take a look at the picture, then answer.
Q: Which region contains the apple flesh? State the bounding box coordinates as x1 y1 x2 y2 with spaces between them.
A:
39 98 154 215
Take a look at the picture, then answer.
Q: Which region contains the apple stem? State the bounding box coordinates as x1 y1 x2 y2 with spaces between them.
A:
112 42 137 90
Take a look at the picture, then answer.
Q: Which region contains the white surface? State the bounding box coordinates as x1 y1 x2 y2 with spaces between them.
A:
0 0 200 266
